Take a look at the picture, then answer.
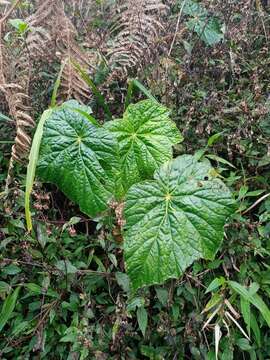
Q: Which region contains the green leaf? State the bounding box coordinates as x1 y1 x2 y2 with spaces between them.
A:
25 109 53 231
55 260 77 274
24 283 58 298
140 345 163 359
204 293 222 313
2 264 21 275
37 102 118 217
24 283 43 294
0 281 11 294
229 281 270 327
126 79 159 108
61 99 99 127
51 58 68 108
183 40 193 56
238 185 249 200
172 304 180 321
124 155 236 290
11 321 29 336
125 79 135 110
105 100 183 192
0 112 12 122
236 338 252 351
0 287 20 332
115 272 130 293
184 1 224 46
9 18 28 33
183 0 207 17
205 277 225 294
245 190 265 197
63 100 93 114
72 61 112 119
250 312 261 347
66 106 99 127
136 307 148 337
36 223 49 249
207 132 223 146
155 288 169 306
249 282 260 295
240 297 250 336
62 216 81 232
258 155 270 167
205 154 236 168
127 297 145 312
60 332 78 343
108 253 118 267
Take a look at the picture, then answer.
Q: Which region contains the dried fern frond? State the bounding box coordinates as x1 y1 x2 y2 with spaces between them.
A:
9 89 34 161
63 0 93 30
0 4 35 192
55 7 92 102
23 0 92 103
108 0 167 78
0 75 34 163
1 45 33 165
58 56 91 102
24 0 58 62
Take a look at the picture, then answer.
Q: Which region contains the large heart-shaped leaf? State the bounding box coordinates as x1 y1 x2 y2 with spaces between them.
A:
37 102 118 217
124 155 236 290
105 100 183 192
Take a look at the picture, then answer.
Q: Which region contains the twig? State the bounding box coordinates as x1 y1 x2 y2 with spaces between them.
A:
77 269 114 278
242 193 270 215
168 0 186 56
0 0 22 24
0 0 22 195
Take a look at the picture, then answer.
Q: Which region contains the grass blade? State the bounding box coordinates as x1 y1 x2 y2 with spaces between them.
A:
51 58 68 107
72 61 112 119
0 287 20 332
66 107 100 127
124 78 134 110
225 311 250 340
130 79 159 104
250 312 261 347
214 323 222 360
240 297 251 336
229 281 270 327
25 109 53 232
205 154 236 168
0 112 13 122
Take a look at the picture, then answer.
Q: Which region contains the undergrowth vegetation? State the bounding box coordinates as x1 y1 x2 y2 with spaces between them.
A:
0 0 270 359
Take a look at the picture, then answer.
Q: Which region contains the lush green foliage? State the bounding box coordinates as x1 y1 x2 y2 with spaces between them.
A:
34 99 235 291
37 101 118 216
0 0 270 359
104 100 182 192
124 155 235 290
183 0 224 46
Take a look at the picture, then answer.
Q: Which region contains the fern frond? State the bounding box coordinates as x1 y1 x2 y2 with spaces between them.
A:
63 0 93 29
0 11 34 191
24 0 58 62
55 9 91 102
108 0 167 78
24 0 92 103
1 83 34 163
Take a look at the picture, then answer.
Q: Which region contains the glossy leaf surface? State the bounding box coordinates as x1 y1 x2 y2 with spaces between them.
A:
105 100 183 192
124 155 236 290
37 102 118 217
